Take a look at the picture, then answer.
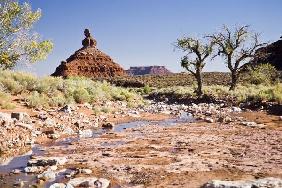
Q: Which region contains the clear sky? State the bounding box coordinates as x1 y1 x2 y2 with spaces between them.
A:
23 0 282 76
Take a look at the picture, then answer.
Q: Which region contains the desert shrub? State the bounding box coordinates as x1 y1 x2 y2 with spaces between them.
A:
73 88 90 103
152 84 282 104
35 77 64 94
0 70 144 109
143 85 152 94
242 64 279 85
25 91 49 108
0 91 15 109
0 77 24 94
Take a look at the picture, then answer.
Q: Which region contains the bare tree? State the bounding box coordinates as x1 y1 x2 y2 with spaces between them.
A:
207 25 265 90
176 37 213 96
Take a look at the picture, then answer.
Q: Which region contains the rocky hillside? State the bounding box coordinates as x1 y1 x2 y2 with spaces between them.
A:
126 66 172 76
254 37 282 70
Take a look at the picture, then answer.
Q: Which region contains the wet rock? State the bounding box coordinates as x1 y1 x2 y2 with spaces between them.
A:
102 122 114 129
37 170 56 180
12 169 22 174
24 166 44 173
203 177 282 188
13 180 24 187
28 156 67 167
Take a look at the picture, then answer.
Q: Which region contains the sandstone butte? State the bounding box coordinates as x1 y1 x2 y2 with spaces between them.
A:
52 29 127 78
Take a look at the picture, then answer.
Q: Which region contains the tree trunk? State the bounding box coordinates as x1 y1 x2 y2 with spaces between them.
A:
195 70 203 96
229 70 238 91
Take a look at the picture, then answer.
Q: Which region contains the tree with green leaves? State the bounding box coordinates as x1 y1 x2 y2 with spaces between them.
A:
207 25 265 90
0 0 53 69
176 37 213 96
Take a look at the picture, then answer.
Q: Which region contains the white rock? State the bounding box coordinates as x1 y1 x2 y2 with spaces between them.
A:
96 178 110 188
28 156 67 167
49 183 64 188
231 107 242 113
11 112 31 123
203 177 282 188
205 118 214 123
78 129 93 138
68 177 98 187
79 168 93 174
24 166 43 173
37 170 56 180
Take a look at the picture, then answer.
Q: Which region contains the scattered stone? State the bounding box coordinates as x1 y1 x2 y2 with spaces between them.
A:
205 118 214 123
68 177 98 187
13 180 24 187
37 170 56 181
49 183 74 188
102 122 114 129
60 105 72 113
12 169 22 174
231 107 242 113
38 112 48 120
79 168 93 174
24 166 44 173
11 112 31 123
203 177 282 188
241 121 267 128
28 156 67 167
95 178 110 188
78 129 93 138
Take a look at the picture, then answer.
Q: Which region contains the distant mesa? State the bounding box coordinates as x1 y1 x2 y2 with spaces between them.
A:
126 66 173 76
52 29 126 78
254 37 282 71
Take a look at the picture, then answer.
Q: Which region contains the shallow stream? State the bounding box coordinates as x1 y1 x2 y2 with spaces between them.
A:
0 112 194 187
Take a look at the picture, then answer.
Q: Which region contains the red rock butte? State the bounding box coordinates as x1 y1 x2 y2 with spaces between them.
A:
52 29 127 78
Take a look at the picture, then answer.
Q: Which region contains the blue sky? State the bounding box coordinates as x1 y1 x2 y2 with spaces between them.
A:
23 0 282 76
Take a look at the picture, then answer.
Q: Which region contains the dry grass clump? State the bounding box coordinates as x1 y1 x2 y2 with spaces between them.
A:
0 70 144 109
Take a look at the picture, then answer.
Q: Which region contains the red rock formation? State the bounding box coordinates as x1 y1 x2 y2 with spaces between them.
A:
52 29 126 78
126 66 172 76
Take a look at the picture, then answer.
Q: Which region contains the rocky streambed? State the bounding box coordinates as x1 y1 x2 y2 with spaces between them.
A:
0 101 282 188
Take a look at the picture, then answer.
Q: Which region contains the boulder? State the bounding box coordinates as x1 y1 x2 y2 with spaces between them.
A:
11 112 31 123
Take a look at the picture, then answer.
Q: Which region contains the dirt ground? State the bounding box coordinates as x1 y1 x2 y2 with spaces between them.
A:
27 111 282 188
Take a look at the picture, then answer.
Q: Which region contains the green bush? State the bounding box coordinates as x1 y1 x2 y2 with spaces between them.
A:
242 64 279 85
143 85 152 94
73 88 91 103
0 70 144 109
0 91 15 109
